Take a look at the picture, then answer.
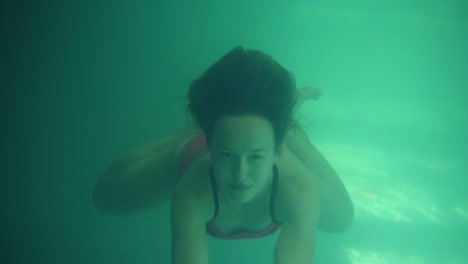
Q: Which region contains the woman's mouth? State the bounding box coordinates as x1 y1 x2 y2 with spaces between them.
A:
230 184 252 191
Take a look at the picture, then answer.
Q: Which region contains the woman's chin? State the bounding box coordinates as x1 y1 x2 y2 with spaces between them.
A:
228 188 258 203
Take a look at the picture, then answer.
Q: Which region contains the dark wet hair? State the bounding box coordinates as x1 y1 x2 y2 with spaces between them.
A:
185 46 299 153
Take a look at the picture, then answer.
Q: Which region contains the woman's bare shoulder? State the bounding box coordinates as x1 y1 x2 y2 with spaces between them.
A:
173 154 214 222
275 145 316 222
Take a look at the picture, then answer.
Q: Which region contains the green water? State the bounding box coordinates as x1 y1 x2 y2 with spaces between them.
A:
2 0 466 263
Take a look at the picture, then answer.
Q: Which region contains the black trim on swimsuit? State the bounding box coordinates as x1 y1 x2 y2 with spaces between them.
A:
270 164 282 224
209 165 219 222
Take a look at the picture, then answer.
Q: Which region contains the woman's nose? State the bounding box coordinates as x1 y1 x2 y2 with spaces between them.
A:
233 160 249 181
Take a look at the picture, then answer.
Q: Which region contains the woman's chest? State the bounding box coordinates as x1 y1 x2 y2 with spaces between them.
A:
210 200 274 235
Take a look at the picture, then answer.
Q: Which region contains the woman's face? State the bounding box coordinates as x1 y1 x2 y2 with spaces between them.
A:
209 114 279 206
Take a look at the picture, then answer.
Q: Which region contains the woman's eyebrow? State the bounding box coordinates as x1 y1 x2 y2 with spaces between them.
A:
250 149 268 152
220 147 268 152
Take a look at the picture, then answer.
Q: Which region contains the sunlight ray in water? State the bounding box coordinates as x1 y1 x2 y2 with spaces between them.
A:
309 140 457 227
344 248 424 264
454 205 468 221
342 247 467 264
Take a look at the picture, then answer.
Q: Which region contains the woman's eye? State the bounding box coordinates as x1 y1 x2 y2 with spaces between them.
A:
221 152 232 158
252 155 263 160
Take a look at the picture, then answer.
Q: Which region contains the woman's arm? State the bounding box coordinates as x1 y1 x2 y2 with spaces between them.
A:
284 126 354 233
93 125 198 214
171 176 209 264
274 177 320 264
